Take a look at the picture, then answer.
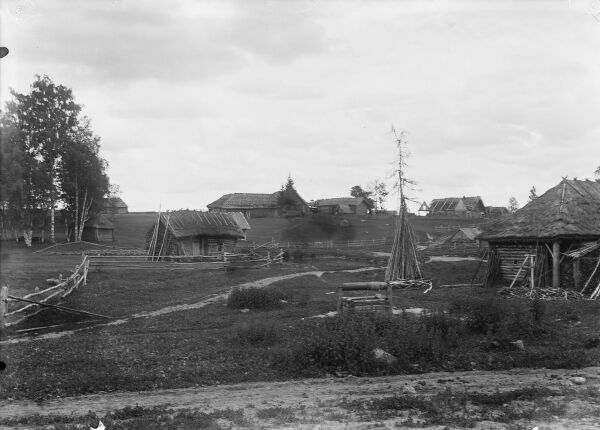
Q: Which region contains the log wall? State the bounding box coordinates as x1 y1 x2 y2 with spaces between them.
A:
492 243 536 282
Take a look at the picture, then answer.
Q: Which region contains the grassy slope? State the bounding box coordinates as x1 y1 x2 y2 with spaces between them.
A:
1 258 599 402
111 212 158 249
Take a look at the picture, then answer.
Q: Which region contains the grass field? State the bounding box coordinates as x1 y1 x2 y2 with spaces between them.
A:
1 247 599 404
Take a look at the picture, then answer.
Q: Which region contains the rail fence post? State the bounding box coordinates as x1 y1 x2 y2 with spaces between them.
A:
0 285 7 330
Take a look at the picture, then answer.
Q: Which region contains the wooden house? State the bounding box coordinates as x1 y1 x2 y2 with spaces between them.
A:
82 214 115 242
428 196 486 218
485 206 510 218
101 197 128 214
447 227 483 243
146 210 244 257
315 197 370 216
480 179 600 290
207 190 308 218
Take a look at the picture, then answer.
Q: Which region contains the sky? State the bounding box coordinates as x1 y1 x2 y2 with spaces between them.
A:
1 0 600 212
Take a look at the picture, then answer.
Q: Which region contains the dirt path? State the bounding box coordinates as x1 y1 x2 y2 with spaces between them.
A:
0 266 383 345
1 367 599 429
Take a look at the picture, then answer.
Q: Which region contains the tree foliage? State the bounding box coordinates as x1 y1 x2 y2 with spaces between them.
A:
350 185 375 213
278 175 304 214
528 186 537 201
371 180 389 213
595 166 600 182
507 196 519 213
0 75 110 244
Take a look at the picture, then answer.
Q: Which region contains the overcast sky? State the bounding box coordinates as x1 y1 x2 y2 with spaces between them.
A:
1 0 599 212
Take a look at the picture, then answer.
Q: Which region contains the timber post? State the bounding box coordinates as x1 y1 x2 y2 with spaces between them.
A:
573 259 581 290
0 285 7 330
552 241 560 289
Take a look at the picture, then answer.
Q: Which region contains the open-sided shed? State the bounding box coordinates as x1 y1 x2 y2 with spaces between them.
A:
480 179 600 292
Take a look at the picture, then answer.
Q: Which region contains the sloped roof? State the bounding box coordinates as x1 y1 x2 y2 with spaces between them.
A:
207 193 280 209
228 211 251 230
449 227 483 241
429 196 483 212
480 179 600 241
315 197 366 207
102 197 127 208
85 214 115 229
154 210 244 239
485 206 510 215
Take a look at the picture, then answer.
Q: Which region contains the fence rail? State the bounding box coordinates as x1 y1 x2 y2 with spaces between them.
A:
241 238 392 250
1 255 90 328
87 250 283 270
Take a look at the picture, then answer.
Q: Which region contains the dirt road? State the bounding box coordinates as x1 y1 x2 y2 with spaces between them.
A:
2 367 599 429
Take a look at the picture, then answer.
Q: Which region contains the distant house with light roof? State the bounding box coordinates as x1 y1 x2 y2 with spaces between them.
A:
425 196 486 218
314 197 370 216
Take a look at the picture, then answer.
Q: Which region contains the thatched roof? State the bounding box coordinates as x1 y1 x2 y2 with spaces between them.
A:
429 196 484 212
449 227 483 241
85 214 114 229
153 210 244 239
102 197 128 209
315 197 366 207
207 193 280 209
480 179 600 241
228 211 251 230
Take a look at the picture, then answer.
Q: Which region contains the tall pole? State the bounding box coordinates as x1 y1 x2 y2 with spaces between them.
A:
552 241 560 289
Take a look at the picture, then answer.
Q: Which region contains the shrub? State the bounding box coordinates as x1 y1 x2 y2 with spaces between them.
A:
234 320 279 346
227 287 285 310
279 312 466 376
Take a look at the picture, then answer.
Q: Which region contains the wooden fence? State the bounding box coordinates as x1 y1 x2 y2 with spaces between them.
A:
242 238 392 250
87 250 284 271
1 255 90 329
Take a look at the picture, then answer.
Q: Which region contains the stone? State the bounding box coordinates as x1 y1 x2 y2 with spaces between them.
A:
373 348 398 366
570 376 586 385
402 384 417 395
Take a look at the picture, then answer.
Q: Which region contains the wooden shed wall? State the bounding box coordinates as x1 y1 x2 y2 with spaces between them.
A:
491 243 537 282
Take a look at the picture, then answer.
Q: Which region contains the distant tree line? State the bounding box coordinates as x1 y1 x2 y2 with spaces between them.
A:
0 76 111 245
350 180 389 214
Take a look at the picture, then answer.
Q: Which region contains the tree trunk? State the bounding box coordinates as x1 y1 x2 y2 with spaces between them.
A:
65 218 70 242
78 187 88 242
50 204 55 244
74 178 79 241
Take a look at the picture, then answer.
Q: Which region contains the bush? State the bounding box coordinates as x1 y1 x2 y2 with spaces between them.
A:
280 312 466 376
234 320 279 346
227 287 285 310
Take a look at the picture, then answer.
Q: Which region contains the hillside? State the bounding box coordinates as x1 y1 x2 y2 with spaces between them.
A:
112 212 158 249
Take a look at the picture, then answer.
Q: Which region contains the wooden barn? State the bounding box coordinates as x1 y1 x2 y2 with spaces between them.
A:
146 210 244 257
427 196 486 218
447 227 483 243
207 190 308 218
101 197 128 214
480 179 600 291
315 197 370 216
82 214 115 242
